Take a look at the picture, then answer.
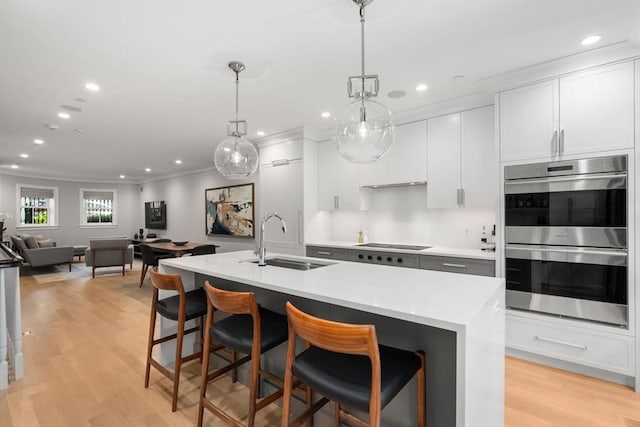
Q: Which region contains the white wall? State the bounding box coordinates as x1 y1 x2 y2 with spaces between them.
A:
315 186 496 249
0 173 139 245
139 168 257 253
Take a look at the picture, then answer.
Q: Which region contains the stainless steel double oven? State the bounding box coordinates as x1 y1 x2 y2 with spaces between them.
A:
504 155 628 326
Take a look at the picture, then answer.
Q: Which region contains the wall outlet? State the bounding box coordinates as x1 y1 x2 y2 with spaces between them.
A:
463 226 471 236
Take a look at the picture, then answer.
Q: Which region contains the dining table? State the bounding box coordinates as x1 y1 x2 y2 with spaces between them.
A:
144 241 209 257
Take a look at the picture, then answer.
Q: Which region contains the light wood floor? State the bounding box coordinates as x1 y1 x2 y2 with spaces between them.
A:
1 260 639 426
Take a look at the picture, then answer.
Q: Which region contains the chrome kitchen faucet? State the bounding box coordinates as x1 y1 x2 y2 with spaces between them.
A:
258 213 287 266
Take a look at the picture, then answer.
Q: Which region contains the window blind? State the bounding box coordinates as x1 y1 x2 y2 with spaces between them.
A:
21 187 54 199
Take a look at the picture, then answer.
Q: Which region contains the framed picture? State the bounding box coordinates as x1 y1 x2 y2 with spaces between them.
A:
205 183 255 237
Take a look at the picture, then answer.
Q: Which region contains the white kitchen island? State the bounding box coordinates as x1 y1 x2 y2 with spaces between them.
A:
159 250 505 427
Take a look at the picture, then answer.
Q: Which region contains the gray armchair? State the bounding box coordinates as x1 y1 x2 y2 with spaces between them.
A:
10 234 73 270
85 237 134 278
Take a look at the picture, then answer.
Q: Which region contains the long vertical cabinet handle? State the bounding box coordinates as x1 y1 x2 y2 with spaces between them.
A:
456 189 461 206
297 210 303 244
551 130 558 155
559 129 565 155
334 195 340 210
460 188 465 207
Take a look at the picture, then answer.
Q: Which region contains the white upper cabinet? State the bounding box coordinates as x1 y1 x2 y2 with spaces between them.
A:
360 120 427 186
317 140 339 211
499 61 634 162
259 140 303 165
317 141 362 211
427 106 496 209
387 120 428 184
559 61 635 156
461 106 496 207
427 113 461 208
499 79 558 162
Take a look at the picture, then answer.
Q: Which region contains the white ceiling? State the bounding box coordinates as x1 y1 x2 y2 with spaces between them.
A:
1 0 639 183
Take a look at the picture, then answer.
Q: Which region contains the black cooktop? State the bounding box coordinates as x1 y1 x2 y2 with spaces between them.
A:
355 243 431 251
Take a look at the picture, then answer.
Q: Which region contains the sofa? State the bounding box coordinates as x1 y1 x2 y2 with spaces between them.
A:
10 234 74 270
85 237 134 278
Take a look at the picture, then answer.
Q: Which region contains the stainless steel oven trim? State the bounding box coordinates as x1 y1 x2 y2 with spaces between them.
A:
506 244 627 266
505 226 627 248
506 290 628 327
504 172 626 194
504 155 627 180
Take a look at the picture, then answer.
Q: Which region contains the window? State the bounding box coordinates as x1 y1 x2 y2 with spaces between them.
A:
81 189 116 226
17 185 58 227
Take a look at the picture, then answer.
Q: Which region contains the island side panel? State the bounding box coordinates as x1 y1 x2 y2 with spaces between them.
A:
198 273 458 427
458 283 505 427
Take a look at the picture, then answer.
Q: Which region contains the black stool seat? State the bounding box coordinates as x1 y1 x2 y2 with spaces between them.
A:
156 288 208 321
292 344 422 412
211 307 288 354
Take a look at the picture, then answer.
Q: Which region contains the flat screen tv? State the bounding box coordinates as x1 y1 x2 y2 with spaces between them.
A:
145 201 166 229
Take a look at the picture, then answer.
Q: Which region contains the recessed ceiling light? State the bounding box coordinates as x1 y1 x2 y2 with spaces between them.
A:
175 159 182 165
85 82 101 92
10 164 18 169
387 90 406 99
119 175 125 179
581 34 602 46
19 153 29 158
321 112 331 118
144 168 151 172
58 112 70 119
61 105 82 112
256 131 265 137
416 83 428 92
33 139 44 145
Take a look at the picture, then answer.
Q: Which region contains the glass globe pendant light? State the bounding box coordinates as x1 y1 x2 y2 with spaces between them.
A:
214 61 259 179
334 0 394 164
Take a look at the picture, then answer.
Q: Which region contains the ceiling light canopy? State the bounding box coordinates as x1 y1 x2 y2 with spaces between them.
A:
333 0 394 164
581 34 602 45
214 61 259 179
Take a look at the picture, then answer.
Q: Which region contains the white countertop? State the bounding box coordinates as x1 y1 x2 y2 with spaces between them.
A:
161 250 504 332
306 240 496 260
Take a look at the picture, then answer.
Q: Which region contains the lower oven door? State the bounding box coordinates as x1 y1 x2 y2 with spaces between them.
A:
505 244 628 326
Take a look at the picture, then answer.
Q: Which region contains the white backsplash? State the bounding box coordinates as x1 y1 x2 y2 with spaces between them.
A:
312 186 496 249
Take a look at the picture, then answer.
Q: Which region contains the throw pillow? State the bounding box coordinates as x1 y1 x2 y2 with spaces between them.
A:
23 235 38 249
37 239 54 248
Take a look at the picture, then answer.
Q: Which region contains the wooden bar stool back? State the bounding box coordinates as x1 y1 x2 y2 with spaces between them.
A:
282 301 426 427
198 281 310 427
144 269 207 411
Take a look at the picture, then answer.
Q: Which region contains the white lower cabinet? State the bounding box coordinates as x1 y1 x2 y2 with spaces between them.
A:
506 313 635 376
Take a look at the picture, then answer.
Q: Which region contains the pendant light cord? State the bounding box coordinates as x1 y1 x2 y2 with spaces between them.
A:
360 4 366 94
234 70 240 134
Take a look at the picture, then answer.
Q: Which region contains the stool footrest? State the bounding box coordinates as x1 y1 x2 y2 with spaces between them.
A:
289 397 330 427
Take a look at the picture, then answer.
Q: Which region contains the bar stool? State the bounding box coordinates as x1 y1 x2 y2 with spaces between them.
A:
282 301 426 427
198 281 311 427
144 269 207 412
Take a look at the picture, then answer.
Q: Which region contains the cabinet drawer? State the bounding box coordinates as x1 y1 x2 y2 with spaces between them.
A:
506 316 635 375
419 255 495 276
306 246 348 260
348 250 419 268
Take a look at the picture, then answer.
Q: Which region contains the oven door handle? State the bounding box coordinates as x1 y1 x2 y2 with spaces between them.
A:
505 244 628 266
505 172 626 194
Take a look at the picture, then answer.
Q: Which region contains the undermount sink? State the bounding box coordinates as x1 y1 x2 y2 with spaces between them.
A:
244 257 334 271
